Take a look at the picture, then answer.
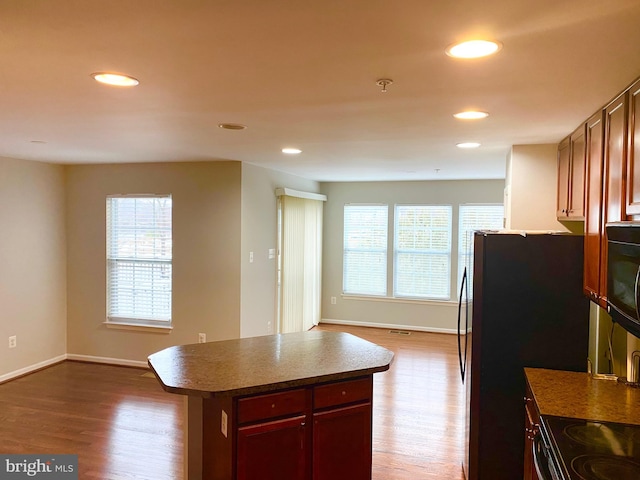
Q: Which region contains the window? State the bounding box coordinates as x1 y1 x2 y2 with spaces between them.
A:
394 205 452 299
106 195 172 327
343 205 388 296
458 204 504 295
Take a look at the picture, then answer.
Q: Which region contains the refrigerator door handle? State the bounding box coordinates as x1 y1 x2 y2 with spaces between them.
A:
457 267 467 383
634 264 640 322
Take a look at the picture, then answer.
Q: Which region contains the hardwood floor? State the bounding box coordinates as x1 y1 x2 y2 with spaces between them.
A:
317 324 465 480
0 362 183 480
0 324 465 479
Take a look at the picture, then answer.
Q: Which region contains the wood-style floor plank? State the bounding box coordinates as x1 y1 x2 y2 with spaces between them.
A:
0 362 183 479
316 324 465 480
0 324 465 479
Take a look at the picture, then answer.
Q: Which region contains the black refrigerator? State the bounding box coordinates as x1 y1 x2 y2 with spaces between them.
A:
459 231 589 480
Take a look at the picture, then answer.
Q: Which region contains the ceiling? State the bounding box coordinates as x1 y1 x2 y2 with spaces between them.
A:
2 1 640 182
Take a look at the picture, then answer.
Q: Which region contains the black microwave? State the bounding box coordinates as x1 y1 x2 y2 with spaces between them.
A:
606 222 640 338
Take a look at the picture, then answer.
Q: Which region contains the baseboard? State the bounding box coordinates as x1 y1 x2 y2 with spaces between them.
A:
319 318 456 335
0 354 67 384
66 354 148 369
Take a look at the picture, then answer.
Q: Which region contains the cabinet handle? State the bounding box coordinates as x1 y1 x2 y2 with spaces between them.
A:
299 423 305 450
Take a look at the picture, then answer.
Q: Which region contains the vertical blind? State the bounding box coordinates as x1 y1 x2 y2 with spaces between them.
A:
106 196 172 324
458 204 504 296
343 205 388 296
279 194 324 333
394 205 452 299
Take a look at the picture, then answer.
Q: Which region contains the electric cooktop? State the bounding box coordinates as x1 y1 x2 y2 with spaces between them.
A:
542 415 640 480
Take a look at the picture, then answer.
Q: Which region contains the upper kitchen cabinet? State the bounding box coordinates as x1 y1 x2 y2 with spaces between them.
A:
583 112 604 302
627 79 640 216
556 126 586 220
599 91 629 307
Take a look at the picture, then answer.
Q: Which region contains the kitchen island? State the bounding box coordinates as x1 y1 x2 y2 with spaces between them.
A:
148 330 394 480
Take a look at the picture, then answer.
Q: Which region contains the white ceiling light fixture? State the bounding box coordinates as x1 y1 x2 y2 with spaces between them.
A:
456 142 481 149
453 111 489 120
446 40 502 59
282 148 302 154
91 72 140 87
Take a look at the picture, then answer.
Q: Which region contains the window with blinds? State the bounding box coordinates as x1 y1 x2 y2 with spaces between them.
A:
343 205 388 296
394 205 452 299
458 204 504 296
106 195 172 325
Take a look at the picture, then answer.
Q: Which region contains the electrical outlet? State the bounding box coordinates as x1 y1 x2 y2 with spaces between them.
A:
267 321 273 334
8 336 16 349
249 251 254 263
331 296 337 305
221 410 228 438
198 333 206 343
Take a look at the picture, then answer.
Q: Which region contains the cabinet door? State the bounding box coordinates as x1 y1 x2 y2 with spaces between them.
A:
569 126 586 218
237 415 308 480
557 137 571 218
600 92 629 306
583 112 605 300
312 403 372 480
627 80 640 215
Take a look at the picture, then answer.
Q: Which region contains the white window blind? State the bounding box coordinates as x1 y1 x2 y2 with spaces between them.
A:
343 205 388 296
458 204 504 296
106 196 172 325
394 205 452 299
278 194 324 333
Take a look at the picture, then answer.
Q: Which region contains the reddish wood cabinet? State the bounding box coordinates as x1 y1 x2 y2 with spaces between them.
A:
237 415 308 480
627 79 640 215
556 127 586 220
205 376 374 480
583 112 605 302
599 91 629 307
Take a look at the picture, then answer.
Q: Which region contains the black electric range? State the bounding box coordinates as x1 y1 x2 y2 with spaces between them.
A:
539 415 640 480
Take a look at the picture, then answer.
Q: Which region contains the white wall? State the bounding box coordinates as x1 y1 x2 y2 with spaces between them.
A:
240 163 320 338
0 157 67 379
320 179 504 332
506 144 574 232
66 162 242 364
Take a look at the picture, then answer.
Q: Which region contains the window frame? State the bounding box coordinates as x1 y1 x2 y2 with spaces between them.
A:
342 204 389 297
393 204 452 300
106 194 173 330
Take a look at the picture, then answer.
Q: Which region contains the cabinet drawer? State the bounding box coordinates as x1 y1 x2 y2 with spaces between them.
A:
314 377 372 410
237 388 307 425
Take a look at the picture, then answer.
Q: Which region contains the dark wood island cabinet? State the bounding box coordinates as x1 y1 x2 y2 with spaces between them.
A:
148 330 393 480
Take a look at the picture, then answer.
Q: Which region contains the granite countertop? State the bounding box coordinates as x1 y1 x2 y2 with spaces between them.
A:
148 330 394 398
525 367 640 425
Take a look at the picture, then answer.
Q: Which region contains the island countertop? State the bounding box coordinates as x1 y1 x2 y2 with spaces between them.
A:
148 329 394 398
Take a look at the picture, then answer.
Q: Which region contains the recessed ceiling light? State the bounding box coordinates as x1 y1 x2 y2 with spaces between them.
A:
91 72 139 87
453 111 489 120
218 123 247 130
446 40 502 59
457 142 481 149
282 148 302 155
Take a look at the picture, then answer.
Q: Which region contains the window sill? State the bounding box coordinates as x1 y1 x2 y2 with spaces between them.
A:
103 321 173 333
341 294 459 306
